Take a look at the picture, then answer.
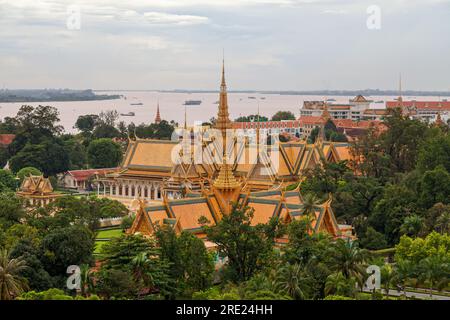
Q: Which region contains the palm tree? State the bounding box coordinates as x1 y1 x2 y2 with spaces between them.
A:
302 194 321 219
392 260 413 296
436 211 450 235
0 249 29 300
324 272 356 298
79 264 94 297
400 215 423 237
328 239 368 288
380 264 395 298
301 194 321 232
418 255 449 298
275 264 310 300
131 252 154 297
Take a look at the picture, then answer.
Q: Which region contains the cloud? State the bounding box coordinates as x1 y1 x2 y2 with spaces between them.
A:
143 12 209 25
322 9 348 14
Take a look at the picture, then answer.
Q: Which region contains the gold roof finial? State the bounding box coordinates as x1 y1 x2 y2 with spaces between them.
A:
213 152 240 190
216 57 232 139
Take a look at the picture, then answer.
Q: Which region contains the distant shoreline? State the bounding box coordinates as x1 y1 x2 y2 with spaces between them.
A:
0 89 121 103
95 89 450 97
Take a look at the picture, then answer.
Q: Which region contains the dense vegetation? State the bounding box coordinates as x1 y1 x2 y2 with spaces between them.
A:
0 106 449 300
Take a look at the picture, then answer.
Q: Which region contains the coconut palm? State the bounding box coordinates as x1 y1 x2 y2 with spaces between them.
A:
0 249 29 300
324 272 356 298
79 264 94 297
301 193 321 233
392 260 413 296
328 239 368 288
418 255 449 298
380 264 395 298
131 252 154 287
302 193 321 219
275 264 311 300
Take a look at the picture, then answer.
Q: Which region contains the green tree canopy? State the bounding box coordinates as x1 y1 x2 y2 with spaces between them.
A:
0 193 25 229
419 166 450 208
201 203 281 282
0 169 17 192
417 132 450 172
10 138 70 176
40 225 94 276
235 114 269 122
75 114 99 134
16 167 42 182
271 111 296 121
87 138 122 168
156 227 214 296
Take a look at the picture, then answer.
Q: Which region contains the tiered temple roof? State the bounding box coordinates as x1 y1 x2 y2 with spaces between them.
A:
19 175 54 194
106 61 355 194
127 60 355 242
17 175 61 206
128 185 350 242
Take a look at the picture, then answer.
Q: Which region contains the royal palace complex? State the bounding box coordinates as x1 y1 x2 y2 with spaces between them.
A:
91 62 356 241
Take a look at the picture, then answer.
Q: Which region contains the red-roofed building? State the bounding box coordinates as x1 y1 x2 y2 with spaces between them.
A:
58 168 118 191
0 134 15 147
386 100 450 122
333 119 387 141
232 116 384 140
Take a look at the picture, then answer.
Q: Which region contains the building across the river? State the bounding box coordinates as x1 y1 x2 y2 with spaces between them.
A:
300 95 386 121
386 99 450 123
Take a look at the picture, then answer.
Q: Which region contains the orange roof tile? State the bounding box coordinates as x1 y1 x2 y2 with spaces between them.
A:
386 100 450 110
170 200 216 231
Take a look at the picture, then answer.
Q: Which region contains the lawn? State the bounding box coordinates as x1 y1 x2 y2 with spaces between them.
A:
94 240 109 254
96 228 123 240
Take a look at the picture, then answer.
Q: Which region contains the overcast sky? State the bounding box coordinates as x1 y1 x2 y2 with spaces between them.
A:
0 0 449 91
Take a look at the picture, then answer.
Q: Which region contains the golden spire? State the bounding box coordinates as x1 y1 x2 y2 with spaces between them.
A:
215 58 232 138
213 153 240 190
213 58 240 191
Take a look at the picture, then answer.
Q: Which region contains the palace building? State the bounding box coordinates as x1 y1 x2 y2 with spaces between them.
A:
128 185 354 242
127 61 355 241
96 62 356 208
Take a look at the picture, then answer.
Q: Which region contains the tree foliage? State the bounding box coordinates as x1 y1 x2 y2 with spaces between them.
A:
87 138 122 168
